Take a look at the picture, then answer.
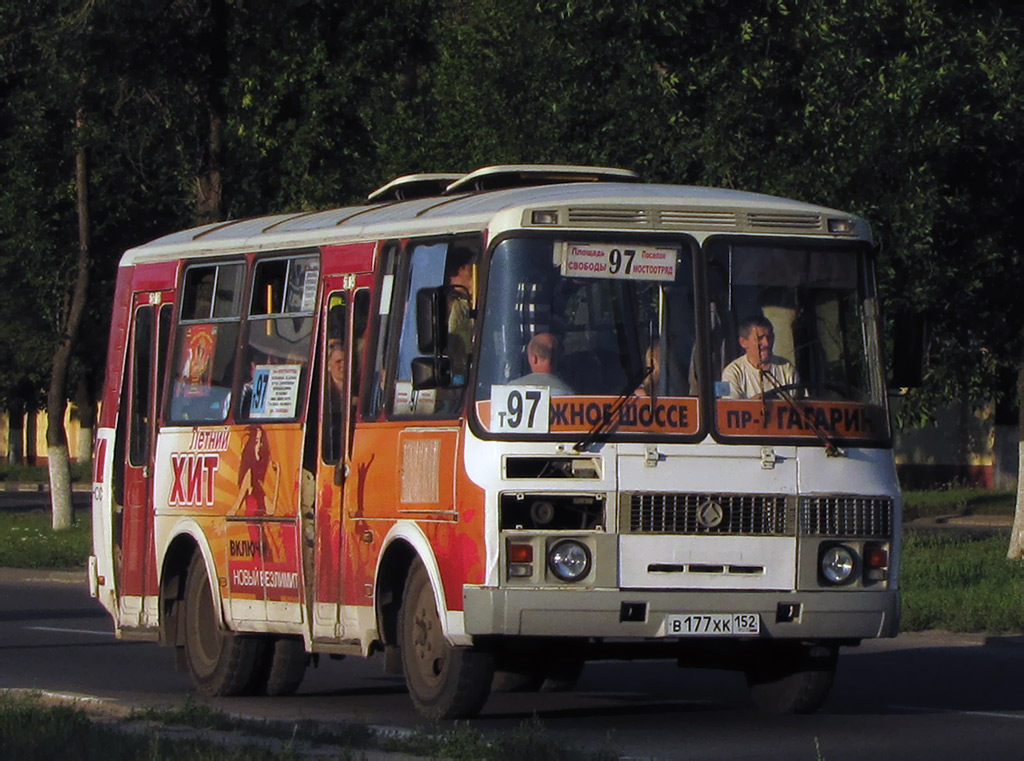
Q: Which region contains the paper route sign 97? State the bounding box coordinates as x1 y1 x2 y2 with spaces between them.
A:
563 242 678 282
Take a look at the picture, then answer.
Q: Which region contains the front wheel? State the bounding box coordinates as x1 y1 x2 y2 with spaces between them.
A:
745 644 837 714
398 561 494 720
183 553 263 696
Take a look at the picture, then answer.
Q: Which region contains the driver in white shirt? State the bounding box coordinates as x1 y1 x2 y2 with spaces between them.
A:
721 316 797 398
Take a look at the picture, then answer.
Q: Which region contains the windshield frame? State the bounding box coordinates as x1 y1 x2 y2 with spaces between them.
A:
702 235 891 449
467 230 708 445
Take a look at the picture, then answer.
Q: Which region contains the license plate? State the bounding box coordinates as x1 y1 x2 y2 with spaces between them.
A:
664 613 760 636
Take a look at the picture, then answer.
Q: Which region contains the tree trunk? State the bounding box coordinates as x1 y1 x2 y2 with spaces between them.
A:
1008 357 1024 559
195 0 228 226
49 108 91 531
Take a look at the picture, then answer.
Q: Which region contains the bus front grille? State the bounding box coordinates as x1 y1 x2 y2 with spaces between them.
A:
798 496 893 537
625 493 794 536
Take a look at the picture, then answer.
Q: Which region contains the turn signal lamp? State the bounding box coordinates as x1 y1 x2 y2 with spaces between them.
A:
864 542 890 582
507 542 534 579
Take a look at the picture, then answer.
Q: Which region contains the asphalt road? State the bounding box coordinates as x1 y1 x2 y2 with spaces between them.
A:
1 571 1023 760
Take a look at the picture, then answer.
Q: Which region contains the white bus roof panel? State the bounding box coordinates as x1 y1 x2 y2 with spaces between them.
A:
121 182 868 265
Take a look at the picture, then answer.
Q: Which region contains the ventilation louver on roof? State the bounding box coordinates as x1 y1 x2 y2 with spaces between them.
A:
444 164 640 195
366 173 465 203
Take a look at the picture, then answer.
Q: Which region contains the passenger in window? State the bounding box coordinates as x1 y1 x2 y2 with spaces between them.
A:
635 340 662 398
324 338 346 462
513 333 574 396
445 248 476 386
721 315 797 398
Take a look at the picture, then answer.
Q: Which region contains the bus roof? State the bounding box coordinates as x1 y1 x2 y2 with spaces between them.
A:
120 179 870 266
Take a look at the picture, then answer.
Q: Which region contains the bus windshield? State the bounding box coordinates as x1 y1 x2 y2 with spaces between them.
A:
474 236 698 437
708 239 889 442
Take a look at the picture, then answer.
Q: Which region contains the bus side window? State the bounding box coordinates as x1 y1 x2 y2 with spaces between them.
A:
322 293 347 464
238 255 319 422
391 239 479 418
168 262 244 423
128 306 154 467
352 289 370 403
363 243 400 421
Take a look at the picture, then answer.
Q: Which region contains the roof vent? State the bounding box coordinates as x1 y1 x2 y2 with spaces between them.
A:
444 164 640 195
367 173 465 203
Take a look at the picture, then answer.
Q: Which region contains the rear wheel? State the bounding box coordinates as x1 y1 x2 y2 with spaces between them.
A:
398 561 494 720
745 644 837 714
183 553 262 696
257 637 309 696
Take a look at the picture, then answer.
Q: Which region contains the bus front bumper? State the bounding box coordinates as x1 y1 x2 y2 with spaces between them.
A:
463 587 899 641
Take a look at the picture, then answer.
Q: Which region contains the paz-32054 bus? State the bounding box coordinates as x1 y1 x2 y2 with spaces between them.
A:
91 165 899 719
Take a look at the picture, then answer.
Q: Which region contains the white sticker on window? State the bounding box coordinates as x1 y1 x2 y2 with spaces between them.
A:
563 242 677 282
490 385 550 433
301 270 319 312
249 364 302 419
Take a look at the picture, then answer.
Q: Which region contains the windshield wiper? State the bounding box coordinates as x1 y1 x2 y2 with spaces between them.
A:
573 364 653 452
759 367 845 457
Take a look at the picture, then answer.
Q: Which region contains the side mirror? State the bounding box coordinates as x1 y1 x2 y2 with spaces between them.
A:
411 356 457 389
890 314 925 388
416 287 447 354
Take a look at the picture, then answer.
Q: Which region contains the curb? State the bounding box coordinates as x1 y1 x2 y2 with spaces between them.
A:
0 567 87 585
2 482 92 493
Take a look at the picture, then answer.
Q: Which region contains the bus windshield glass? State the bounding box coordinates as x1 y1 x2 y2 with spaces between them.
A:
708 240 889 442
474 237 699 437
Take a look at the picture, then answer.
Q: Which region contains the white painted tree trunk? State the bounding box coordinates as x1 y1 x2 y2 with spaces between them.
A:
49 445 73 531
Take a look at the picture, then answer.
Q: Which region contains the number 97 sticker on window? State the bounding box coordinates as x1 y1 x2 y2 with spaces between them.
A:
491 385 550 433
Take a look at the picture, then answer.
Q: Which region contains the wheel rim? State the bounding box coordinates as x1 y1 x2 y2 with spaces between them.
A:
188 567 223 677
409 580 447 689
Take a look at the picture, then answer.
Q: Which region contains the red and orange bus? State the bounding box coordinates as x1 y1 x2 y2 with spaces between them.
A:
91 165 899 719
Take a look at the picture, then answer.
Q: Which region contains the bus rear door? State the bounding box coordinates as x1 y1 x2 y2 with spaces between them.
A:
116 290 173 629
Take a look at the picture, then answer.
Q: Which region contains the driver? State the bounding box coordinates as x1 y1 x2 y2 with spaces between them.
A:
513 333 574 396
721 316 797 399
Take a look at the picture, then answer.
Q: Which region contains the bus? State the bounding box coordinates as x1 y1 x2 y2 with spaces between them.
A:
90 165 899 720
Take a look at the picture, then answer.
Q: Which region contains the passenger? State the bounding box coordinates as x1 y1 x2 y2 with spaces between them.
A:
635 341 662 397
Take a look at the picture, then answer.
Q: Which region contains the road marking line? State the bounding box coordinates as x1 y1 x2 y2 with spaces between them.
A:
890 705 1024 721
25 625 114 637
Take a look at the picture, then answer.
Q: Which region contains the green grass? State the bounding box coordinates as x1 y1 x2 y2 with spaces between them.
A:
0 693 303 761
0 510 91 569
902 487 1016 520
14 696 614 761
900 532 1024 632
0 461 91 483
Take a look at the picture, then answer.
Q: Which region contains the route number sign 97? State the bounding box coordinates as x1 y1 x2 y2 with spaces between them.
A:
563 242 677 282
490 385 550 433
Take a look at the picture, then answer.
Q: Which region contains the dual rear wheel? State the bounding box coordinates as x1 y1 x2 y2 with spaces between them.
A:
182 554 307 697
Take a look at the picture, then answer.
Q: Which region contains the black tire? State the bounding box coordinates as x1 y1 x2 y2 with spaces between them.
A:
263 637 309 697
745 644 837 714
183 553 263 696
398 560 494 720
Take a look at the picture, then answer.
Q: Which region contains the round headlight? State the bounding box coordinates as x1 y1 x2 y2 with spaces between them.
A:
820 545 856 584
548 540 591 582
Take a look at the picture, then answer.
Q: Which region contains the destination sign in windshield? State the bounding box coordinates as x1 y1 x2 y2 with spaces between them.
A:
562 242 678 282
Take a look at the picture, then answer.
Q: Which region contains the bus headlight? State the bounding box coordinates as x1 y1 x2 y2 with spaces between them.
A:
820 545 857 585
548 540 591 582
